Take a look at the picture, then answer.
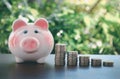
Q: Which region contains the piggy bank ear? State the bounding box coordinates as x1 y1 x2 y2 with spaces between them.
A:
34 18 48 30
12 19 27 31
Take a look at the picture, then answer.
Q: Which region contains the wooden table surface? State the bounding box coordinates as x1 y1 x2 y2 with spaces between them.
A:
0 54 120 79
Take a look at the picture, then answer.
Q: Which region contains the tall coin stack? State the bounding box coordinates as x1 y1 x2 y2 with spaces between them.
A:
55 44 66 66
67 51 78 66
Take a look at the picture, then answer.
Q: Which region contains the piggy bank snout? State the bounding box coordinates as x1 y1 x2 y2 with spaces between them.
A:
21 37 39 53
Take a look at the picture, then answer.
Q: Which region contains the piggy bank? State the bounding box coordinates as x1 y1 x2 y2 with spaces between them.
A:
8 18 54 63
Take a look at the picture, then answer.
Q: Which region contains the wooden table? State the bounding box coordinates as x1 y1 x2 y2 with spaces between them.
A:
0 54 120 79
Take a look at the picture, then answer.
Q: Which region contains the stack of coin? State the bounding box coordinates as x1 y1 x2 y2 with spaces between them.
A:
55 44 66 66
103 61 114 67
67 51 78 66
79 56 89 67
91 59 102 67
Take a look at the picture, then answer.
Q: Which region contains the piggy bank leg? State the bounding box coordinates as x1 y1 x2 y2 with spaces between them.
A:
37 57 46 63
15 56 24 63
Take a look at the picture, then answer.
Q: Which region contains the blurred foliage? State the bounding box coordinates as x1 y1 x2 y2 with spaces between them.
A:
0 0 120 55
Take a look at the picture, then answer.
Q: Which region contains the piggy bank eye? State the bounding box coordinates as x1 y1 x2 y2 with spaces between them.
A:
23 30 28 34
34 30 39 33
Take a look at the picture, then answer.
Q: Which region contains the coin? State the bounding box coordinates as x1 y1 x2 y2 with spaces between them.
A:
67 51 78 66
103 61 113 67
91 59 102 67
55 44 66 66
55 59 65 66
79 56 89 67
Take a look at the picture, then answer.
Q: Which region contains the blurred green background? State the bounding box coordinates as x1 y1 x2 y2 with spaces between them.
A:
0 0 120 55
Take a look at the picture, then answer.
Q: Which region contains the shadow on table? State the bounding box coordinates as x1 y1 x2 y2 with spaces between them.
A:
9 62 54 79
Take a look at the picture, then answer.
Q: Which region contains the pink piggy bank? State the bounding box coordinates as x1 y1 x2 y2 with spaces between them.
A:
8 18 54 63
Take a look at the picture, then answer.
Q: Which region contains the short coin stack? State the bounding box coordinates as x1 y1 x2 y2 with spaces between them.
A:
91 59 102 67
79 56 89 67
55 44 66 66
67 51 78 66
103 61 114 67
